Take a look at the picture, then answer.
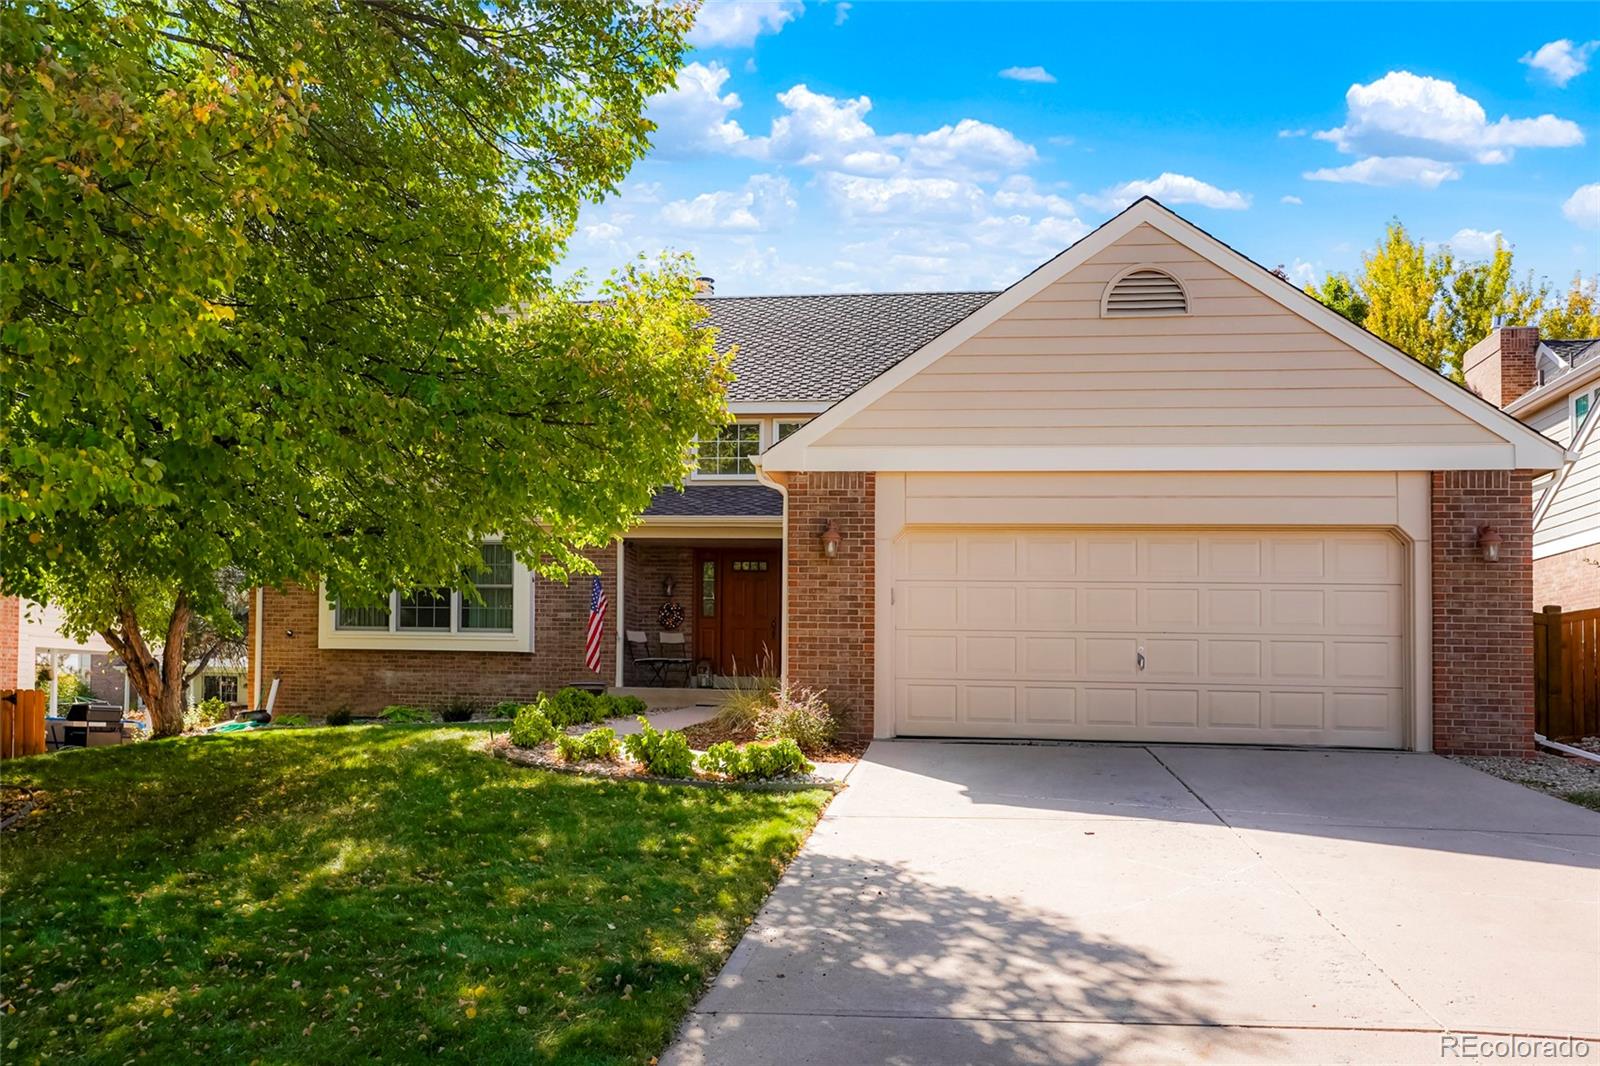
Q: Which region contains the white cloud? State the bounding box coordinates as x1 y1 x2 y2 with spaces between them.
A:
888 119 1037 177
646 62 753 157
1280 194 1303 205
1080 172 1251 211
1446 228 1505 257
688 1 804 47
1277 128 1307 138
583 220 625 242
991 175 1077 217
999 66 1057 84
1304 155 1462 188
659 174 797 232
822 173 988 221
1564 183 1600 230
1315 71 1583 164
1288 259 1319 287
1521 39 1599 87
834 2 851 26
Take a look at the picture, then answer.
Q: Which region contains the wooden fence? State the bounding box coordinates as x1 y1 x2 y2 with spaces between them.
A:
1534 606 1600 741
1 689 48 759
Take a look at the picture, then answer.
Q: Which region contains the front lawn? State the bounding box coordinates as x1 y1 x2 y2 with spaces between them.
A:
0 726 829 1064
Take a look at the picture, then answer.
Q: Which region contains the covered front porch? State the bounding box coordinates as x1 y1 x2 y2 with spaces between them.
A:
615 482 785 688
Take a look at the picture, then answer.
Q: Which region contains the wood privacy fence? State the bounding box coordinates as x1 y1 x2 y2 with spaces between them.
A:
1 690 48 759
1534 607 1600 741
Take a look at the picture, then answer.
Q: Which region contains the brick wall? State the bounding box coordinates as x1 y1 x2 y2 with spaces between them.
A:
1431 470 1536 756
251 548 618 716
785 472 875 743
0 596 20 690
623 542 698 685
1534 543 1600 612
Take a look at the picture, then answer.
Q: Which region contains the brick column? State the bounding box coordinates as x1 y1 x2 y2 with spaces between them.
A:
1431 470 1536 756
785 472 876 743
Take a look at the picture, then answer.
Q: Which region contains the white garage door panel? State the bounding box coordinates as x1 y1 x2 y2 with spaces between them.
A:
893 530 1407 747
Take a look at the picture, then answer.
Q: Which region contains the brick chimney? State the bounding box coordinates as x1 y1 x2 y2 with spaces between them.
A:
1462 323 1539 408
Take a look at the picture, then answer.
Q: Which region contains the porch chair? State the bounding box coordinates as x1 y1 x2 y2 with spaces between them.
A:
626 629 673 686
656 632 692 685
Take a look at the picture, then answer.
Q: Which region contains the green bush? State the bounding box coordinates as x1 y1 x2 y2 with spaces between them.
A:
622 718 694 778
438 699 476 723
184 696 232 732
755 683 836 754
612 694 648 717
555 727 620 763
378 705 431 724
325 707 354 727
548 687 600 727
509 705 558 748
697 738 813 781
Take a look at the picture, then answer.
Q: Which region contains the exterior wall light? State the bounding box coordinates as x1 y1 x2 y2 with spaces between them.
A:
1477 525 1502 563
820 519 842 558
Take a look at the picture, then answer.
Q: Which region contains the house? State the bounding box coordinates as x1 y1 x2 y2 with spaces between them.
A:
0 596 125 711
248 199 1565 756
1464 326 1600 611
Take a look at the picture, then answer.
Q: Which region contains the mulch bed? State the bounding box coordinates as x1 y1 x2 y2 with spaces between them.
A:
679 719 867 762
483 734 842 791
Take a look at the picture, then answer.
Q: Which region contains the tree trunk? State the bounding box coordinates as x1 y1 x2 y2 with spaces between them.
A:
100 592 192 738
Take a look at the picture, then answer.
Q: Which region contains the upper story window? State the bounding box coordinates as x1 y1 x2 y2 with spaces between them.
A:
697 422 762 476
335 543 516 634
774 420 808 443
1576 388 1598 434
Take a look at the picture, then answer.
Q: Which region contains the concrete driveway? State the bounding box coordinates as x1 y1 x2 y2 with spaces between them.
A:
664 741 1600 1065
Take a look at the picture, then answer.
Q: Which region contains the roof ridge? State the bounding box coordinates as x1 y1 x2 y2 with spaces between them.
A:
697 290 999 301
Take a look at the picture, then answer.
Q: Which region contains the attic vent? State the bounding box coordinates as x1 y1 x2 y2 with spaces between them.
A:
1102 268 1188 317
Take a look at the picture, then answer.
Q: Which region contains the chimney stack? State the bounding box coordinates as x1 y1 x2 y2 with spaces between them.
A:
693 276 715 296
1462 324 1539 408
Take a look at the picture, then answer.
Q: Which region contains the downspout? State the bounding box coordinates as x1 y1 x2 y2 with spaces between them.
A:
252 586 265 709
1536 733 1600 764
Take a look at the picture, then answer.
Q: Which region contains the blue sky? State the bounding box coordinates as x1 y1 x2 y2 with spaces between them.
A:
560 2 1599 296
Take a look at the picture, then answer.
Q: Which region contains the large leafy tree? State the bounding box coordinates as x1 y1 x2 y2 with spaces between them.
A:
1306 220 1544 380
2 1 729 735
1539 274 1600 339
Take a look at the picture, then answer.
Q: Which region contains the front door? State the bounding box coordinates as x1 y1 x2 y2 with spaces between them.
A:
699 548 780 676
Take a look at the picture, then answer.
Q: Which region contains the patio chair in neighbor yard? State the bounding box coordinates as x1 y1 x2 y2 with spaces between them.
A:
627 630 673 685
656 632 692 685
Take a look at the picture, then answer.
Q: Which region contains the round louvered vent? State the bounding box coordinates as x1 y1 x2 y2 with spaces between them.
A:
1102 268 1188 317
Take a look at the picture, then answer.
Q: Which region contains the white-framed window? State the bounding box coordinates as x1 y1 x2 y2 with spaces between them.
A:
696 422 762 476
774 420 808 444
1576 387 1599 434
334 543 517 635
202 675 239 702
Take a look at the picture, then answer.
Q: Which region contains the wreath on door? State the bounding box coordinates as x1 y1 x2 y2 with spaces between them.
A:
658 600 685 631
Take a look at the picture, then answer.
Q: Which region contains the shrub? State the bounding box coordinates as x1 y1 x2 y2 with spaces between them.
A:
622 718 694 778
697 738 812 781
548 687 601 727
555 727 620 763
379 705 430 724
489 700 523 719
755 683 836 753
438 699 476 723
325 706 354 726
705 688 767 737
184 696 232 732
509 705 558 748
612 694 648 717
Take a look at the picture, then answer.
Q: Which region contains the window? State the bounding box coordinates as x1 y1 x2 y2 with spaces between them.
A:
1576 388 1598 433
334 544 517 634
203 675 239 702
697 423 761 476
461 543 514 631
774 420 808 444
701 559 716 618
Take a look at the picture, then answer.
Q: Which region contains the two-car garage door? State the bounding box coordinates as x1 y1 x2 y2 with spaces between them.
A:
893 529 1407 748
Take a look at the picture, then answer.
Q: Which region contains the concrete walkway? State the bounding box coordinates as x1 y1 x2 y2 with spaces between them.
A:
664 741 1600 1065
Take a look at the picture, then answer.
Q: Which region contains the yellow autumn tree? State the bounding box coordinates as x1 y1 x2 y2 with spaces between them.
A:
1539 274 1600 339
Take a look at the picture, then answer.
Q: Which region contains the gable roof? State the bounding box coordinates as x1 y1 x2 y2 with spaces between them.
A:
761 197 1567 473
1545 338 1600 374
703 292 995 403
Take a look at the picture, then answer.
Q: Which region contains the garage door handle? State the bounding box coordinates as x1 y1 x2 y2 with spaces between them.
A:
1136 647 1146 671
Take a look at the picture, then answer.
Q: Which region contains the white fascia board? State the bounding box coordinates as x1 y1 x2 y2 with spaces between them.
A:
785 442 1521 473
726 401 833 415
1506 359 1600 420
761 198 1566 473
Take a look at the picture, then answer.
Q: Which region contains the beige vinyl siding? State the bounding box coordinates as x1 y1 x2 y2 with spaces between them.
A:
829 224 1503 451
1537 430 1600 553
1526 399 1574 448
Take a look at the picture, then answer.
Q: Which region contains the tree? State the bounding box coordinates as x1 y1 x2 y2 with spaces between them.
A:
1308 222 1549 380
3 2 728 736
1539 274 1600 339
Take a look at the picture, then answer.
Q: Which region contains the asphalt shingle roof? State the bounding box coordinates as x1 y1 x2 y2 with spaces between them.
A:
1546 338 1600 372
643 484 783 518
701 291 997 403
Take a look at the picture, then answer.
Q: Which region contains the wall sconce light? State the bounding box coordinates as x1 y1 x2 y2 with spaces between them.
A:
820 519 842 558
285 628 296 638
1477 525 1502 563
662 576 676 598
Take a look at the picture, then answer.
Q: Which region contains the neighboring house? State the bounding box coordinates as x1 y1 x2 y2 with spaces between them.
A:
249 199 1565 756
1464 326 1600 611
0 596 125 710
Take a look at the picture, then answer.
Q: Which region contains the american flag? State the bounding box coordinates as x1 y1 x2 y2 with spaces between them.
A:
584 576 607 674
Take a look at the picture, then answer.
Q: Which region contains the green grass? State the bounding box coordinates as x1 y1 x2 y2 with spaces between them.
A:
0 725 829 1064
1560 788 1600 812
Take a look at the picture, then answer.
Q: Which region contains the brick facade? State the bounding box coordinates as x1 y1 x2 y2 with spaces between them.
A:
1431 470 1536 757
251 549 618 716
784 472 875 743
1534 543 1600 612
0 596 20 690
622 542 699 685
1462 325 1538 408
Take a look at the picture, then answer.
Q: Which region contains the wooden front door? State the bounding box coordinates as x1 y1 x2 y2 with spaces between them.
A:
696 548 780 676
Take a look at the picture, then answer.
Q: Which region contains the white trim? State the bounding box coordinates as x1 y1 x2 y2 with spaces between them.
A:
614 540 625 688
316 548 535 653
759 198 1566 474
1503 353 1600 418
1534 396 1600 531
777 443 1522 473
252 586 264 707
754 467 791 684
727 401 832 415
1533 527 1600 560
1570 386 1599 438
1100 263 1191 318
